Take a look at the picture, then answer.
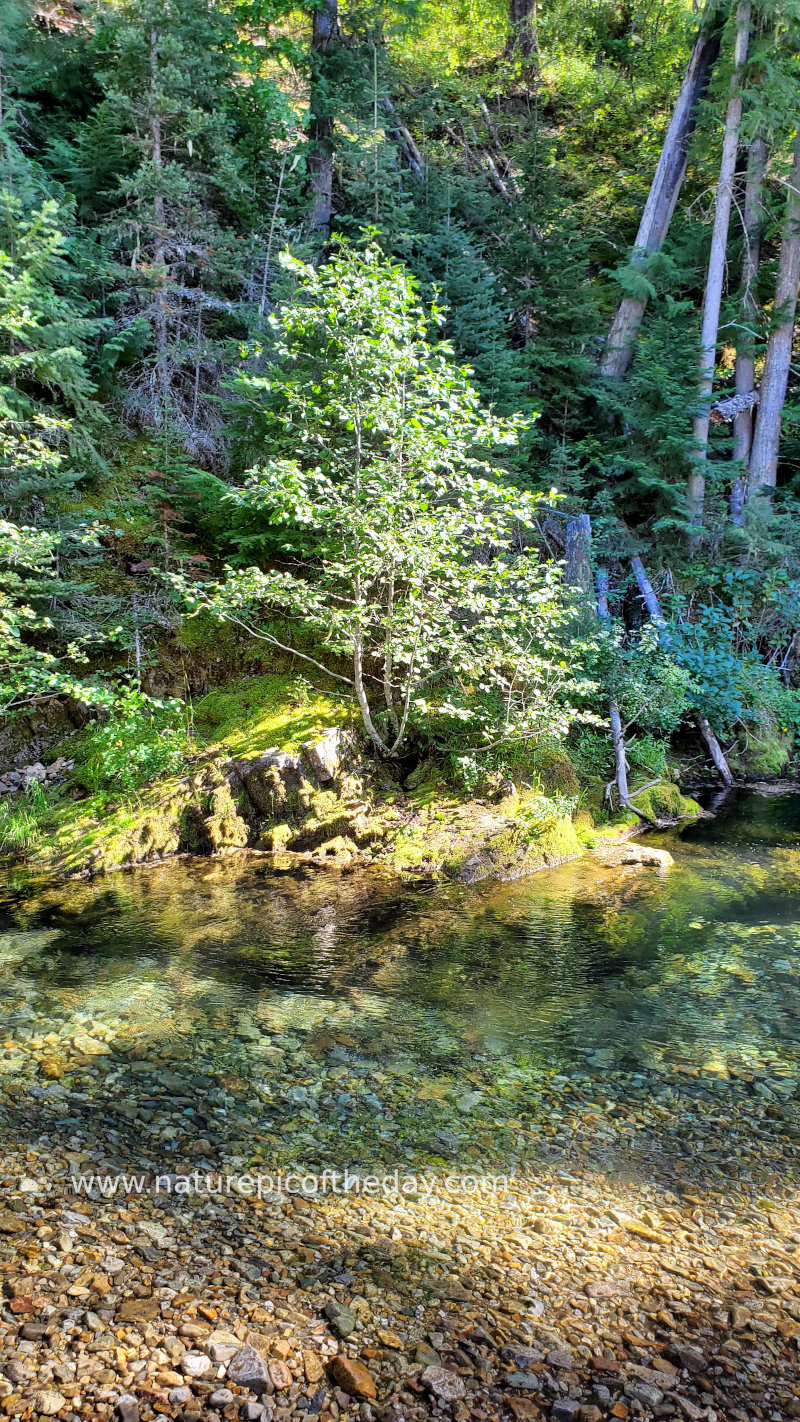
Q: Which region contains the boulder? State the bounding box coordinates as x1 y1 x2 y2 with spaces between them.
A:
232 751 305 817
621 844 674 868
302 729 342 782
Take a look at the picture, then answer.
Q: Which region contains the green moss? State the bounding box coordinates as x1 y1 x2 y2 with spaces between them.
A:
193 674 354 757
534 745 581 797
744 729 792 778
203 782 250 852
629 782 701 822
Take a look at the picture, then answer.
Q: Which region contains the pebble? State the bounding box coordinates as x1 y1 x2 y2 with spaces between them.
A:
324 1300 358 1337
506 1371 541 1391
180 1351 212 1377
552 1401 582 1422
228 1344 270 1393
329 1356 378 1399
33 1392 67 1416
502 1345 545 1368
421 1365 466 1401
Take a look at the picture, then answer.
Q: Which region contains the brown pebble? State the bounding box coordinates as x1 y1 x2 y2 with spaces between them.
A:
329 1356 378 1400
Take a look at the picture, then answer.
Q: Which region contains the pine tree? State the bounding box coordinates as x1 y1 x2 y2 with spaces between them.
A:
83 0 257 461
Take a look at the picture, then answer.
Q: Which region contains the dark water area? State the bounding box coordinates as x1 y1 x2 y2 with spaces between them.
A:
1 789 799 1183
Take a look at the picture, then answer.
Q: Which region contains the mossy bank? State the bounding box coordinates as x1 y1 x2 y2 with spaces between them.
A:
0 674 702 881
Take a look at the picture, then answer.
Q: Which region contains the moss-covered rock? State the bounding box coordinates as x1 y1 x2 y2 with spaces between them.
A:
203 782 250 852
733 725 793 779
629 781 702 823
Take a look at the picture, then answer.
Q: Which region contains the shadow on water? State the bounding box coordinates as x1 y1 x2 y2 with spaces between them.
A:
0 788 799 1195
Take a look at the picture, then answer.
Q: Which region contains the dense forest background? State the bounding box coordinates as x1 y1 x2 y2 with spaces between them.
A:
1 0 800 814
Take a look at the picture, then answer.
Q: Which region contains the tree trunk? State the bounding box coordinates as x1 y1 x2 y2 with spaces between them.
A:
506 0 537 62
746 135 800 496
600 11 722 380
730 134 766 523
698 714 734 785
308 0 339 237
630 555 670 643
564 513 593 594
686 0 750 539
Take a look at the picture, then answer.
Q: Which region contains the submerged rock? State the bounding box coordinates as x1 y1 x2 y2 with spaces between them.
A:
621 843 675 868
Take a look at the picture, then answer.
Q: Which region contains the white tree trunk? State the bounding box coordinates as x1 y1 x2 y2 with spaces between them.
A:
600 14 722 380
747 136 800 495
730 134 767 523
686 0 750 538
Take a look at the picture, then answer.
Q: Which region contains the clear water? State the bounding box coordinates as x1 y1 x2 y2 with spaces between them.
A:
1 788 799 1178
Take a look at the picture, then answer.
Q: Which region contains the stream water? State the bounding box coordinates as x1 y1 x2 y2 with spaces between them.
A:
1 788 799 1185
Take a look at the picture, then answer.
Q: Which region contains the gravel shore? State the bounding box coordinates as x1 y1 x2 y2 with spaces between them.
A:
1 1036 799 1422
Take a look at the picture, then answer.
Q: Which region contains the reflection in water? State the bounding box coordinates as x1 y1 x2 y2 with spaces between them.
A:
1 790 800 1072
0 789 799 1178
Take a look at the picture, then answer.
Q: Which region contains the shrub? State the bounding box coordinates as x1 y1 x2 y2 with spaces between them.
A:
79 691 190 796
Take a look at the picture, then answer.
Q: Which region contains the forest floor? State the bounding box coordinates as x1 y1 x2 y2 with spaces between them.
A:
0 1014 799 1422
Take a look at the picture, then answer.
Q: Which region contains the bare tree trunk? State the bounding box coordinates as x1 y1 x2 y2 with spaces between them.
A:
382 95 425 179
730 134 766 523
698 714 734 784
564 514 593 594
630 555 670 643
506 0 537 62
596 569 633 811
686 0 750 539
308 0 339 237
746 135 800 496
600 12 722 380
260 154 288 317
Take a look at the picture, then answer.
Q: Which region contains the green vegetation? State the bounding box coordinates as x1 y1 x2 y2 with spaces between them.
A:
0 0 798 874
192 674 353 756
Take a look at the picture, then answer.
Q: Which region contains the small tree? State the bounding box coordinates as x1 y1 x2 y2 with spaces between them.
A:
180 244 594 757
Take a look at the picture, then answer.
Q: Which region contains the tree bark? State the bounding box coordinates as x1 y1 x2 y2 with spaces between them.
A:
746 135 800 496
308 0 339 237
600 11 722 379
686 0 750 539
564 513 593 594
506 0 537 62
698 714 734 785
730 133 766 523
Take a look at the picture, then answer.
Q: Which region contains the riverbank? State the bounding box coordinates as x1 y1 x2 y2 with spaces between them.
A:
0 676 701 881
